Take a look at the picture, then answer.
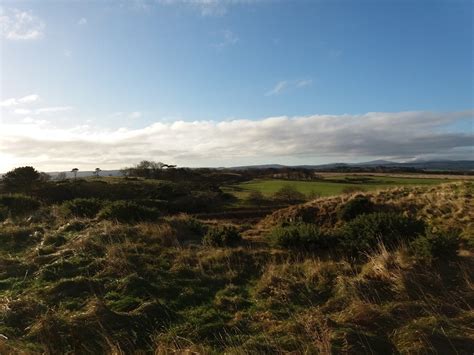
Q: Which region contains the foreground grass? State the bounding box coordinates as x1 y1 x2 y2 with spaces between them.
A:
0 182 472 353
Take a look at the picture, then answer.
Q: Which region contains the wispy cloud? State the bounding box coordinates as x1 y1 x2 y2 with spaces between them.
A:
265 79 312 96
157 0 261 16
265 81 289 96
0 94 40 107
77 17 87 25
215 29 239 48
129 111 142 119
0 110 472 171
0 8 45 40
12 106 73 115
1 94 72 116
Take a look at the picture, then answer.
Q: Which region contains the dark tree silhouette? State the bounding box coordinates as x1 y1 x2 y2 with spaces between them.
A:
71 168 79 180
2 166 41 191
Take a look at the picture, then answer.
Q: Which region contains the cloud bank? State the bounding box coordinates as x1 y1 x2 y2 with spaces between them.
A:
0 110 472 171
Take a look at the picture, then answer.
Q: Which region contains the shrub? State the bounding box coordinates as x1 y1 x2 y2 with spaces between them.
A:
202 225 241 247
98 201 160 223
2 166 41 191
409 229 460 263
273 185 306 203
60 198 103 218
0 194 41 217
338 212 425 255
339 196 376 221
269 223 328 251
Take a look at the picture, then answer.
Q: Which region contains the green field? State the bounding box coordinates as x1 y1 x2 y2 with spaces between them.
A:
226 175 451 200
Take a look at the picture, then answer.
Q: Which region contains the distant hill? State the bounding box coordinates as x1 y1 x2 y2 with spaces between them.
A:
229 160 474 172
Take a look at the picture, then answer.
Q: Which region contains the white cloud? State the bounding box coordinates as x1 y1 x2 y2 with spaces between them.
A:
0 110 472 171
36 106 73 114
0 8 45 40
77 17 87 25
18 94 40 104
266 79 313 96
13 108 32 115
0 98 18 107
0 94 40 107
1 94 72 116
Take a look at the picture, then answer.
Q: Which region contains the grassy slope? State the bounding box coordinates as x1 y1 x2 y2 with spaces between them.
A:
0 181 473 353
227 175 450 200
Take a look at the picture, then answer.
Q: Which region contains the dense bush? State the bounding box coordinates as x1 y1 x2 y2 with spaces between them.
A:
202 226 242 247
0 194 41 217
98 201 160 223
339 196 376 221
273 185 306 203
409 229 460 263
269 223 328 251
338 212 425 255
2 166 42 191
60 198 103 218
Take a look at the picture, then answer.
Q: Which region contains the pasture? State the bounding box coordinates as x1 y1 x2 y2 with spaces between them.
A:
226 174 454 200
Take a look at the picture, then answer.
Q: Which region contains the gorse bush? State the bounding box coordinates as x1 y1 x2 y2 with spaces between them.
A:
270 223 328 251
0 194 41 217
337 212 425 255
203 226 241 247
409 229 460 264
339 196 376 221
60 198 103 218
98 201 160 223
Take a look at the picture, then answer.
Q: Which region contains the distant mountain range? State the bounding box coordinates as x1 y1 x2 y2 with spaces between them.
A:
229 160 474 172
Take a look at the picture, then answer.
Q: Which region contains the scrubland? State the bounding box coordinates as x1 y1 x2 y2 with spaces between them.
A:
0 176 472 354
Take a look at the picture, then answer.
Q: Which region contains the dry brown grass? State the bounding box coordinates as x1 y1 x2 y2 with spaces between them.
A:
259 181 473 233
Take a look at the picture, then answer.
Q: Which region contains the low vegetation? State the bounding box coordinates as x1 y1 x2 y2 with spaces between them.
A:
0 166 472 353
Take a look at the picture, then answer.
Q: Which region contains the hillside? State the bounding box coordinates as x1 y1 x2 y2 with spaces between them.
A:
0 180 473 353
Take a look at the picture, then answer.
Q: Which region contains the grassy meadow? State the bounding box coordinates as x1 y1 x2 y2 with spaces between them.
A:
225 174 454 201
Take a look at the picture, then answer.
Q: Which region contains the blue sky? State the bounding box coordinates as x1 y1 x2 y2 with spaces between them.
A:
0 0 472 171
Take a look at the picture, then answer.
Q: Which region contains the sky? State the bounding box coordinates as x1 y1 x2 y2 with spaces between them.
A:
0 0 472 172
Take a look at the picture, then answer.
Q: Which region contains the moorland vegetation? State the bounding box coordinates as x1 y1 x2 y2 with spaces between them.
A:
0 164 472 353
